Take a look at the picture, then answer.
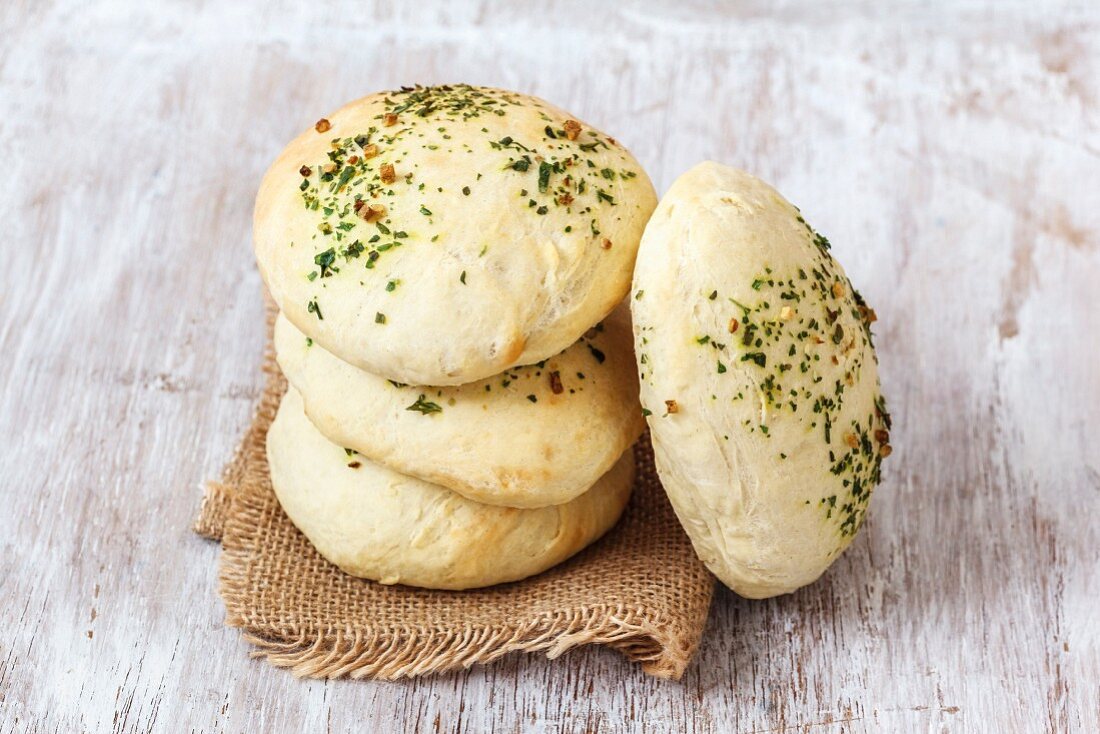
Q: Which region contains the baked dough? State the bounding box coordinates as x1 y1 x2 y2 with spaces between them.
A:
274 306 643 508
631 162 891 598
255 84 657 386
267 387 635 590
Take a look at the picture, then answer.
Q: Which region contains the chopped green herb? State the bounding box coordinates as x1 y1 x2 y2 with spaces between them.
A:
406 394 442 415
538 161 551 192
832 323 844 344
314 248 337 277
742 352 766 367
341 241 365 260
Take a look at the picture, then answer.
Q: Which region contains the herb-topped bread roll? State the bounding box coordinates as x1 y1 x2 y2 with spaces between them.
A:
267 387 635 590
631 162 891 598
274 305 642 508
255 84 657 386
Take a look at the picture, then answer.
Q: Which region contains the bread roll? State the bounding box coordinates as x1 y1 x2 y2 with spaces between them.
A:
267 387 635 590
631 162 891 598
255 84 657 386
274 306 643 508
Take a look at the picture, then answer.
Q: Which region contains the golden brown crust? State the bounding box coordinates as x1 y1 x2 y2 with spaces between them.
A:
275 305 644 507
267 388 635 589
254 85 657 386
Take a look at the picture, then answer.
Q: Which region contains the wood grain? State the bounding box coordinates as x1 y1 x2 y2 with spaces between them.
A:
1 1 1097 731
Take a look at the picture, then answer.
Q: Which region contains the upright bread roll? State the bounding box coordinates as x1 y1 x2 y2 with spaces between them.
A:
274 306 643 508
255 84 657 386
631 162 891 598
267 387 635 590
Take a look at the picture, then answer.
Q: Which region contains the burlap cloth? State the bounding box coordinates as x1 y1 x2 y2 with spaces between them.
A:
194 308 715 680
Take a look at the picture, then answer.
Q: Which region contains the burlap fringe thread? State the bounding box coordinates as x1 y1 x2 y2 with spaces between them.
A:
196 304 714 681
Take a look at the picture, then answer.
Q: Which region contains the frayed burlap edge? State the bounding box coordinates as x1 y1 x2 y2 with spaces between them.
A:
233 612 692 680
193 482 231 541
217 452 702 680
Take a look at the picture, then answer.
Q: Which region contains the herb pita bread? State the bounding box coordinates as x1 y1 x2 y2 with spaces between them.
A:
631 162 891 598
255 84 656 386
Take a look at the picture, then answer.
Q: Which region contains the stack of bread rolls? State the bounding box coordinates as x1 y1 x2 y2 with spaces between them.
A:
254 85 658 590
253 84 892 599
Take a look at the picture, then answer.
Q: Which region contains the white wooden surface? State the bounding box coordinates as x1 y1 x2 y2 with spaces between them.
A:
2 1 1098 731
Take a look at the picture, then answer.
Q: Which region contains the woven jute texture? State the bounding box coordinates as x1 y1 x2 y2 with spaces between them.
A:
194 308 715 680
